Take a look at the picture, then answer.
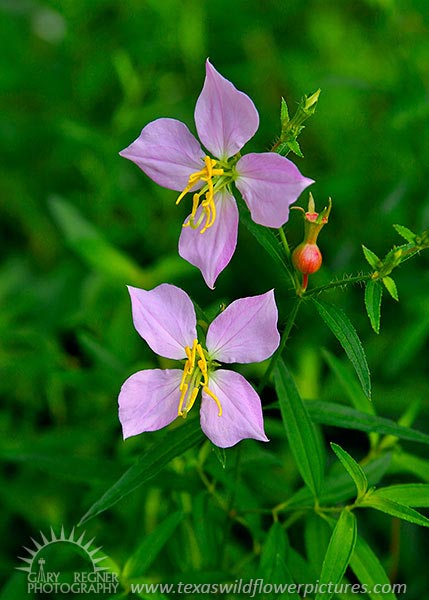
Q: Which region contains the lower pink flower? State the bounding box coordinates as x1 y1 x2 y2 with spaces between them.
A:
118 284 280 448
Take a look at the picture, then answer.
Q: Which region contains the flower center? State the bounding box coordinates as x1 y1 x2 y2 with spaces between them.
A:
178 339 222 418
176 156 229 234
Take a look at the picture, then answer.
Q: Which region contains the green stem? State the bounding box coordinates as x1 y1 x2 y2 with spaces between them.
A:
259 298 302 393
305 273 372 297
278 226 291 260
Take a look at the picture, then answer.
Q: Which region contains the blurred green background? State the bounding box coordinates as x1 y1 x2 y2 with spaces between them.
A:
1 0 428 597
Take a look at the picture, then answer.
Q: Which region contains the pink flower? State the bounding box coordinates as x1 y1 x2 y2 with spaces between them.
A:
118 284 280 448
120 60 314 288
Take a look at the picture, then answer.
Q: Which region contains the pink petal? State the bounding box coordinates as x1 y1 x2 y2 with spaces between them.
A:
200 370 268 448
119 118 205 191
194 59 259 160
206 290 280 363
119 369 182 438
178 190 238 289
235 152 314 228
128 284 197 360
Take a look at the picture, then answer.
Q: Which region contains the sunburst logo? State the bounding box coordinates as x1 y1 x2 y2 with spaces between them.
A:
16 526 119 595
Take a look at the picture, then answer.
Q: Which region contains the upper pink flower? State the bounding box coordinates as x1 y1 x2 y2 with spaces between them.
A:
118 284 280 448
120 59 314 288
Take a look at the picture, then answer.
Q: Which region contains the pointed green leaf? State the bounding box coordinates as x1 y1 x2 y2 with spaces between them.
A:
79 419 203 524
280 97 290 124
274 360 324 496
382 276 399 301
331 443 368 500
312 298 371 398
350 534 397 600
306 400 429 445
373 484 429 508
315 509 357 600
362 245 380 269
287 453 392 509
364 279 383 334
393 224 416 243
361 492 429 527
123 511 183 579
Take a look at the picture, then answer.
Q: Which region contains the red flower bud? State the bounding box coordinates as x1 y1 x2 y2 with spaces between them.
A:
292 242 322 275
291 193 332 294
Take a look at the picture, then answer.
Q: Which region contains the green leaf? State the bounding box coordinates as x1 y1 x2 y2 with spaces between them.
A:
331 443 368 500
373 484 429 508
361 492 429 527
274 360 324 496
123 511 183 579
48 195 191 286
350 534 397 600
322 350 374 414
362 245 380 269
393 224 416 243
315 509 357 600
364 280 383 334
79 419 204 524
312 298 371 399
382 276 399 301
288 453 392 508
307 400 429 444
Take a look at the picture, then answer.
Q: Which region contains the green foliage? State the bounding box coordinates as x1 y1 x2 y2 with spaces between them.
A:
350 535 397 600
312 298 371 398
80 418 204 524
315 510 357 600
274 360 324 497
364 280 383 334
1 1 429 598
330 443 368 501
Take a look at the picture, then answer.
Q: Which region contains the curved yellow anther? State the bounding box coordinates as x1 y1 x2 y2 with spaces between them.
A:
203 386 223 417
176 156 224 232
178 383 189 416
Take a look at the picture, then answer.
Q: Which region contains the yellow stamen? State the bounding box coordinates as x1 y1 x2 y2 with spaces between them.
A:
179 360 191 390
178 339 222 418
176 156 224 232
183 386 199 415
177 383 189 416
203 386 223 417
